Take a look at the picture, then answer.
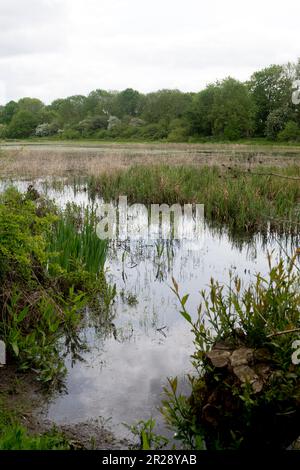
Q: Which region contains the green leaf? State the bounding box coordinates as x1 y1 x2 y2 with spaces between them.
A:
180 310 192 324
17 306 29 323
181 294 189 306
141 431 150 450
11 342 19 357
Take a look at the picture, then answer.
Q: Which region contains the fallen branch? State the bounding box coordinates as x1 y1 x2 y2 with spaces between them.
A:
267 327 300 338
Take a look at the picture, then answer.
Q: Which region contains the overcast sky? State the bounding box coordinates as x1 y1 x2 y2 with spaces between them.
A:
0 0 299 104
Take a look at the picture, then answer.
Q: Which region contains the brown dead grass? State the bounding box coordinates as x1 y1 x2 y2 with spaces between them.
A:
0 142 300 178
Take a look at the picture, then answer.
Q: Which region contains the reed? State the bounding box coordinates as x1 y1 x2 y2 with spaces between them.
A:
48 204 107 275
87 164 300 233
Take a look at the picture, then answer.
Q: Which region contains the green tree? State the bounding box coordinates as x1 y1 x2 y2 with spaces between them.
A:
17 97 44 115
187 85 216 136
50 95 86 126
0 124 8 139
211 78 256 140
8 110 38 138
114 88 144 117
0 100 18 124
277 121 300 141
142 90 192 124
249 65 292 135
265 106 290 139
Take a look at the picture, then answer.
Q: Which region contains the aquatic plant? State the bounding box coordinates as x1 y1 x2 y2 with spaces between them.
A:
87 164 300 234
0 187 112 385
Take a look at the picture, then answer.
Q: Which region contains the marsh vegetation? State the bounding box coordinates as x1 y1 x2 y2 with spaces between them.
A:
0 143 300 449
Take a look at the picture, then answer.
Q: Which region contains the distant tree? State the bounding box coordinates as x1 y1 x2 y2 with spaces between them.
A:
8 110 38 138
18 97 44 115
142 90 192 124
187 85 216 136
84 89 115 116
35 122 59 137
265 106 290 140
0 124 8 139
107 116 121 130
140 122 168 140
249 65 292 135
129 117 145 127
50 95 86 126
114 88 144 117
167 118 189 142
277 121 300 141
76 115 108 133
0 100 18 124
211 78 256 140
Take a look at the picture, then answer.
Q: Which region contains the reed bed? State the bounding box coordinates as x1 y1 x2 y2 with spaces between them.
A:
87 165 300 234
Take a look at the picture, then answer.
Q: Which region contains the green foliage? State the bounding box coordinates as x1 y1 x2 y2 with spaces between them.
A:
0 426 69 450
0 124 8 139
161 378 204 449
59 128 81 140
1 59 299 141
173 256 300 355
8 110 38 138
165 258 300 449
211 78 256 139
278 121 300 142
0 404 70 450
249 64 294 136
265 106 290 140
126 418 169 450
0 188 111 384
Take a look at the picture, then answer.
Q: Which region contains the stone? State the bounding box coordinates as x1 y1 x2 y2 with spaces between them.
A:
230 347 254 367
206 349 231 368
233 365 263 393
254 348 272 363
213 341 232 351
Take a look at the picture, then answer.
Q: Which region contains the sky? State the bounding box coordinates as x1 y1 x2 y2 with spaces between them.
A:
0 0 299 104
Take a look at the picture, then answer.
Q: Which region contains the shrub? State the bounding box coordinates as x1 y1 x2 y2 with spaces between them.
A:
8 110 38 138
162 258 300 449
277 121 300 142
0 188 112 384
60 128 81 140
0 124 8 139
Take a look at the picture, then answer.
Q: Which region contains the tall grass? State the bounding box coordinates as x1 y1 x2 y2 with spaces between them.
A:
48 204 107 275
87 165 300 233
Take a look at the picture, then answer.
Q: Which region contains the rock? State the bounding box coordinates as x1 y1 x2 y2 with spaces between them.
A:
230 347 254 367
233 365 263 393
254 348 272 363
213 341 232 351
206 350 231 368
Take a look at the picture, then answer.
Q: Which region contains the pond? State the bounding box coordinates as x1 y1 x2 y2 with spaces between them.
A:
0 178 297 441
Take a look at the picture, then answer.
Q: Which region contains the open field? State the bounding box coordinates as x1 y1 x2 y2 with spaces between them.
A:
1 142 300 178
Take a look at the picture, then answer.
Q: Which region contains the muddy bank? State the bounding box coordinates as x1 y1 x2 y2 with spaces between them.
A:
0 366 129 450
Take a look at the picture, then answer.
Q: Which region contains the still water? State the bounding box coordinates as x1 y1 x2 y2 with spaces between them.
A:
0 179 296 440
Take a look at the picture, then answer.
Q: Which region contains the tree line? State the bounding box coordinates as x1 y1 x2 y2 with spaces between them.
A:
0 60 300 142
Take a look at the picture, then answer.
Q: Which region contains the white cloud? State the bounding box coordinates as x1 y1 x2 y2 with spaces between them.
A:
0 0 299 103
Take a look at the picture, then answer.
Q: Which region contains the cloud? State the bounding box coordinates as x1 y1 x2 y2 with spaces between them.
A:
0 0 67 55
0 0 299 103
